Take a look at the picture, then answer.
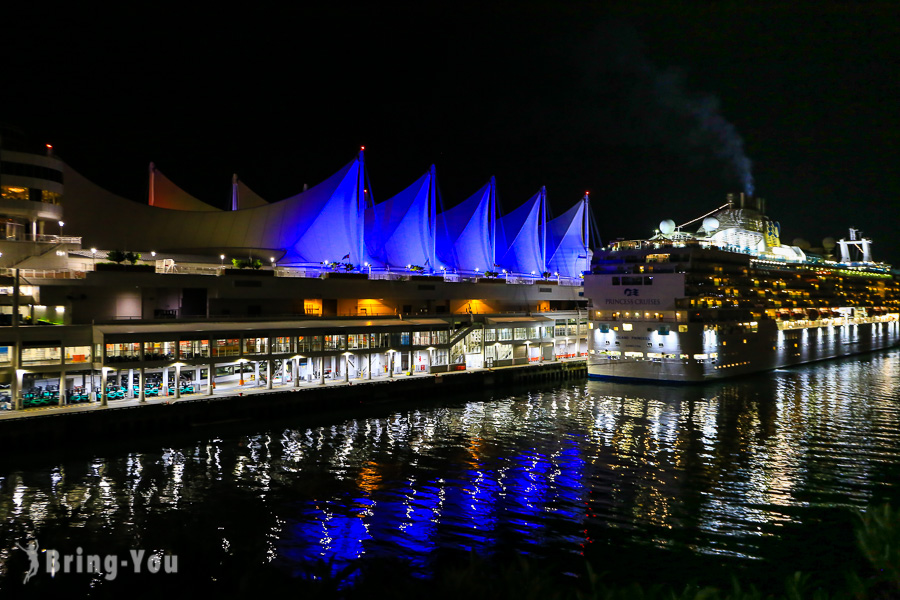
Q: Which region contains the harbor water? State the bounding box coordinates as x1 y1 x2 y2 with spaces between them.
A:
1 350 899 595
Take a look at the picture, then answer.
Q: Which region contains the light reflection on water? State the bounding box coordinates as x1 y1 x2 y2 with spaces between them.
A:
0 350 899 590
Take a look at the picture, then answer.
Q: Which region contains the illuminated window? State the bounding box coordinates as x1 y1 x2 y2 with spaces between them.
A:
622 323 633 331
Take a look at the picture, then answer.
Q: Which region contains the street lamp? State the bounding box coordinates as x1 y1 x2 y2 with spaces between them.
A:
220 254 225 266
58 220 64 237
270 257 275 269
91 248 97 269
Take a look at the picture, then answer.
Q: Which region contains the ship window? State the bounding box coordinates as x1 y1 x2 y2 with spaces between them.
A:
678 325 688 333
622 323 633 331
612 277 621 285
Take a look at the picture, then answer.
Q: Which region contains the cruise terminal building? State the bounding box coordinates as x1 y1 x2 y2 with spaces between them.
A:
0 134 591 408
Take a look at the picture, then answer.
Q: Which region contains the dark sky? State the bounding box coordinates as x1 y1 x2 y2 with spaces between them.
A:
5 2 900 262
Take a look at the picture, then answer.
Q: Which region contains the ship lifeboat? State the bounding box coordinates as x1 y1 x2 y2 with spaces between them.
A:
807 308 820 321
778 312 791 321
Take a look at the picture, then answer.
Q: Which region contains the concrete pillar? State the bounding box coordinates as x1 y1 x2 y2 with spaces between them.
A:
292 358 299 388
163 366 169 396
408 351 413 375
101 369 108 407
128 368 134 398
481 324 486 368
174 364 181 399
208 362 215 395
59 345 66 406
13 369 23 410
367 353 372 380
319 356 325 385
138 367 146 403
427 348 432 373
58 371 66 406
344 355 350 383
389 352 394 378
254 361 260 387
540 328 545 363
266 360 273 389
195 366 201 393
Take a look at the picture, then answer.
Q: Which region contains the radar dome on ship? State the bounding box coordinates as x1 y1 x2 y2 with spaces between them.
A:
659 219 676 234
702 217 719 231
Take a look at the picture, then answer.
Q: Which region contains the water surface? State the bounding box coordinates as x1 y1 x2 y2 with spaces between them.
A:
1 351 899 594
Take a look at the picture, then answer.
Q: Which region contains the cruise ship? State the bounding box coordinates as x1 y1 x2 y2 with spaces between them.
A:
585 193 900 382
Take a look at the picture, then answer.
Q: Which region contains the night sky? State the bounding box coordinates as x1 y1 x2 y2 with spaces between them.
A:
5 3 900 262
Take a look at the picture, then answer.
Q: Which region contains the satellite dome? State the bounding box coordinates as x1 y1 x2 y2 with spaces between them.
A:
659 219 676 235
702 217 719 231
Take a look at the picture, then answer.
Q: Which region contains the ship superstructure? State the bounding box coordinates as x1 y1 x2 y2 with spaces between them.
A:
585 194 900 382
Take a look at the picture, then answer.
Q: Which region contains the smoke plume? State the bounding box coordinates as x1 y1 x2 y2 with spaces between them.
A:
584 25 754 195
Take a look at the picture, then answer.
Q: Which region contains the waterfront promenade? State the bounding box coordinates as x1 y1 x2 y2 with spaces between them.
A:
0 359 587 450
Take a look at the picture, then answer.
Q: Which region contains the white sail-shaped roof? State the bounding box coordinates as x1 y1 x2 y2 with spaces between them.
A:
546 197 589 278
496 187 545 275
148 163 221 211
364 166 435 269
435 178 495 273
64 153 366 265
233 177 268 210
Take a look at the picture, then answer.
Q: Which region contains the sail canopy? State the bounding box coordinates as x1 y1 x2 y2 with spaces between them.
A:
149 163 221 211
546 197 589 278
64 153 366 265
436 178 495 273
364 166 435 269
496 187 545 275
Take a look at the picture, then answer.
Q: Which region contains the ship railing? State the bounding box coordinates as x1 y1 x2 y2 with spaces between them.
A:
776 316 896 330
558 277 583 286
369 272 408 281
0 267 87 279
504 276 533 285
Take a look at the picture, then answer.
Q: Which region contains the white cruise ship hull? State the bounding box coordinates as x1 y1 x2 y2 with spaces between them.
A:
588 318 900 383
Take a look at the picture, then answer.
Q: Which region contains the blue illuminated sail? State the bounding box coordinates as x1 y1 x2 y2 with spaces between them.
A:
364 166 435 270
546 195 589 278
496 187 545 275
436 178 495 273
